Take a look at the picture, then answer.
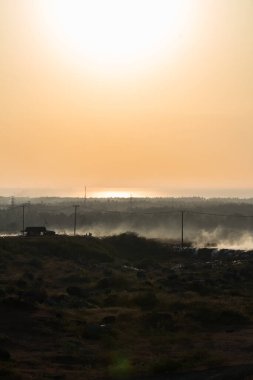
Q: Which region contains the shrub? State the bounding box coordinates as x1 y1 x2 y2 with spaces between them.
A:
66 286 87 298
187 303 250 328
97 275 130 291
133 292 158 310
0 348 11 361
141 312 174 330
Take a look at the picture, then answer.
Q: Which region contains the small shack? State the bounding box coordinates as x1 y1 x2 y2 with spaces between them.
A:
23 227 56 237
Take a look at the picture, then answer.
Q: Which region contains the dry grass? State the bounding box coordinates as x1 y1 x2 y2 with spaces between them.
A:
0 235 253 379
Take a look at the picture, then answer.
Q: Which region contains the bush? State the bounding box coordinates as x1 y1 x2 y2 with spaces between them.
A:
133 292 158 310
187 303 250 328
150 357 180 374
141 312 174 330
66 286 87 298
0 348 11 361
97 275 130 291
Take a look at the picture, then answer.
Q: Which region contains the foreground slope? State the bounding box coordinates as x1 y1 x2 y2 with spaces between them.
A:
1 234 253 379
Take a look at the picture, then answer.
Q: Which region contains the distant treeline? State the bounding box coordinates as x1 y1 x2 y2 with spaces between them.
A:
1 197 253 245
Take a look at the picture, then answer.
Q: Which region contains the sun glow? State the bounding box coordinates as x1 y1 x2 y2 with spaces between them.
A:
37 0 193 74
91 191 133 198
90 189 149 198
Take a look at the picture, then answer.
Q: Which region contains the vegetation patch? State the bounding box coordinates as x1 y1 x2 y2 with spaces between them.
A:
0 235 253 379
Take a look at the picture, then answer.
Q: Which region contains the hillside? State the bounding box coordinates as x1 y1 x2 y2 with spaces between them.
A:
1 235 253 379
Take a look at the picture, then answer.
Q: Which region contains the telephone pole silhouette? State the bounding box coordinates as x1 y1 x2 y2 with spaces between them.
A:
21 204 26 236
84 186 87 206
129 194 133 211
73 205 79 236
181 210 184 250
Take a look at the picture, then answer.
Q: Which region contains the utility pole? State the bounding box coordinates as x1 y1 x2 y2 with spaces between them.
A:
129 194 133 211
22 204 25 236
84 186 87 206
73 205 79 236
181 210 184 250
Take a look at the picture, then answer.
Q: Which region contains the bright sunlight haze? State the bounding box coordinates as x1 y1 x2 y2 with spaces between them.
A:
1 0 253 196
37 0 193 74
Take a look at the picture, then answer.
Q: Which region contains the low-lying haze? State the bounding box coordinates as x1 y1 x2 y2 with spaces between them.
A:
1 197 253 250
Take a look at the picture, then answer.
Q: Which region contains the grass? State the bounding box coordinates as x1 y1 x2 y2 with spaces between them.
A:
0 234 253 379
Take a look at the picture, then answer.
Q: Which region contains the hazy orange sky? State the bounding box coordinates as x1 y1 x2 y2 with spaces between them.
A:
1 0 253 197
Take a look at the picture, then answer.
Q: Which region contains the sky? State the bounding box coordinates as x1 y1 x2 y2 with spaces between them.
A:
1 0 253 197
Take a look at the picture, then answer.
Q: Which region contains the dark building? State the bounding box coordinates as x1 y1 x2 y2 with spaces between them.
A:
23 227 56 237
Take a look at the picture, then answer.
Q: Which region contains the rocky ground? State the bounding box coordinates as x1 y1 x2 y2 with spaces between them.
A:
1 234 253 379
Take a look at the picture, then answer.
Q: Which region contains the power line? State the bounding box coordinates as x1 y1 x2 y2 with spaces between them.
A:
186 210 253 218
4 203 253 243
73 205 79 236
